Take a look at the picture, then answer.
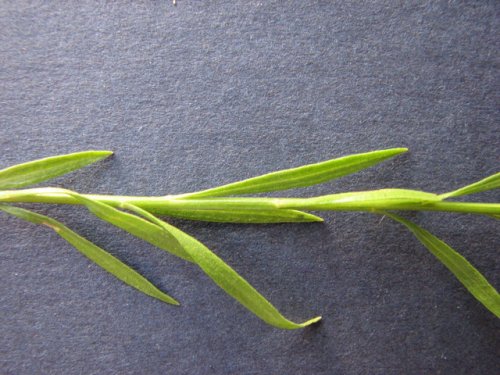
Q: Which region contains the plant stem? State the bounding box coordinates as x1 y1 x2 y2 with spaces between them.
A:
0 188 498 219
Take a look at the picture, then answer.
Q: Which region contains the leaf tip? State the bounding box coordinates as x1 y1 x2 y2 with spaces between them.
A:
99 150 114 157
393 147 408 154
302 212 324 222
300 315 322 327
85 150 114 160
158 294 181 306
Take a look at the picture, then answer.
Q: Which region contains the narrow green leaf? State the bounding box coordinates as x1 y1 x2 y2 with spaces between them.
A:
125 204 321 330
384 212 500 318
156 208 323 223
439 172 500 199
149 209 323 224
179 148 408 198
0 150 113 190
276 189 441 211
138 201 323 223
0 204 179 305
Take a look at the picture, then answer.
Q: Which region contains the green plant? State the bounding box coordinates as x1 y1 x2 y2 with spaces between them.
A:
0 148 498 329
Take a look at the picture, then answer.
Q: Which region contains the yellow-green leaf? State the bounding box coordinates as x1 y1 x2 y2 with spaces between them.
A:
180 148 407 198
439 172 500 199
0 150 113 190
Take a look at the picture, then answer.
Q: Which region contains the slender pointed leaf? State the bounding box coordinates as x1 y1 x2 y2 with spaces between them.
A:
384 212 500 318
125 204 321 330
137 199 323 223
179 148 408 198
0 204 179 305
439 172 500 199
0 150 113 190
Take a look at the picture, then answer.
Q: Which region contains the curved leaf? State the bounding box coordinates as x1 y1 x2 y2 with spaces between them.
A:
0 204 179 305
125 204 321 330
384 212 500 318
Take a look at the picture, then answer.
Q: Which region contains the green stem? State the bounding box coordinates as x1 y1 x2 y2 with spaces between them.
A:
0 188 498 218
275 197 500 216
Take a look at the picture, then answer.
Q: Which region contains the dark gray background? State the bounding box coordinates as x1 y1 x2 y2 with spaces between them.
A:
1 1 499 374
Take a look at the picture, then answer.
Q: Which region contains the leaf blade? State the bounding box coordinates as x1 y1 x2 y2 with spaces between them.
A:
126 204 321 329
179 148 408 198
0 204 179 305
384 212 500 318
139 204 323 223
149 208 323 223
439 172 500 199
0 150 113 190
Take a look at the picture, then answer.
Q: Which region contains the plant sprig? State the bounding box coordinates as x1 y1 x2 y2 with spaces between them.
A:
0 148 498 328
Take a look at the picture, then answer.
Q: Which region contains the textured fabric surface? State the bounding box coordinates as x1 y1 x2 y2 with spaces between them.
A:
1 1 499 374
